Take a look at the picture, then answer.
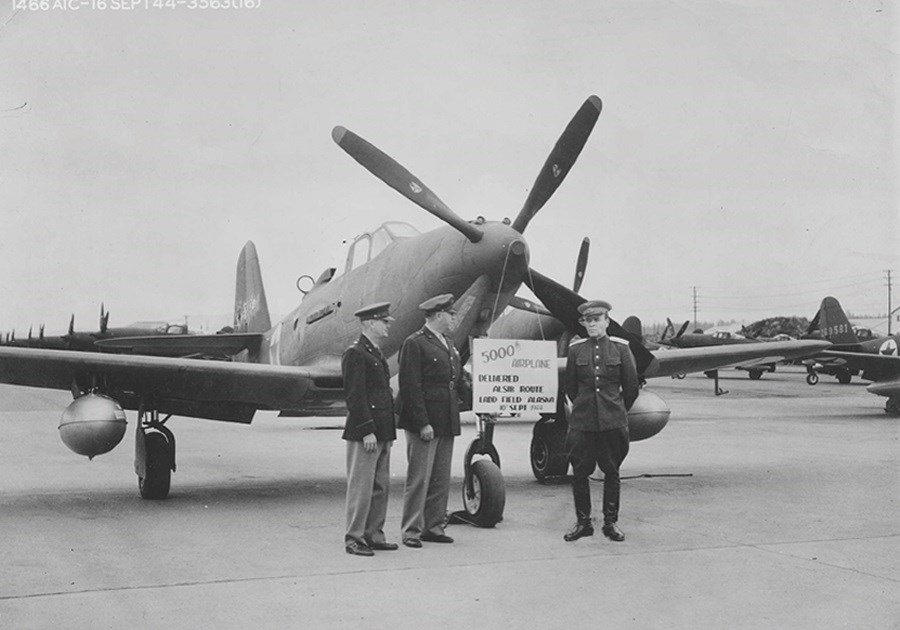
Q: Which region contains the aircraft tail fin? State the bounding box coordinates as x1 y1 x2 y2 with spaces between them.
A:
622 316 644 342
812 296 857 344
234 241 272 333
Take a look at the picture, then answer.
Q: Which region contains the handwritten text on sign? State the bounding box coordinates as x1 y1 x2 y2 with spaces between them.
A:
472 339 558 414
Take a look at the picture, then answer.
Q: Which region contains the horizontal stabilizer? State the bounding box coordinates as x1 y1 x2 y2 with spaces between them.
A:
645 340 831 378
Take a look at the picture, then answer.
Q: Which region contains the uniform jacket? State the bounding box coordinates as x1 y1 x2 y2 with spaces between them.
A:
341 334 397 442
397 326 472 437
565 335 639 432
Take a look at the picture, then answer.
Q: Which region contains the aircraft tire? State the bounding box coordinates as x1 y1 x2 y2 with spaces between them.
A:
749 370 763 380
139 432 172 500
462 459 505 528
530 428 568 483
886 397 900 416
837 371 852 385
806 373 819 386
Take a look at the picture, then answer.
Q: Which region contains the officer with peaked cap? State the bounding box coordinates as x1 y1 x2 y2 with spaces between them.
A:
341 302 398 556
563 299 639 542
397 293 472 547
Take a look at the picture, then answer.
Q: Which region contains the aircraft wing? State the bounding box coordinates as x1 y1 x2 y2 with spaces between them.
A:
95 333 263 357
815 350 900 376
866 378 900 398
0 346 343 423
645 340 831 378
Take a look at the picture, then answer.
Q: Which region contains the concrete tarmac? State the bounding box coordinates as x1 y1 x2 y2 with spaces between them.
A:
0 366 897 628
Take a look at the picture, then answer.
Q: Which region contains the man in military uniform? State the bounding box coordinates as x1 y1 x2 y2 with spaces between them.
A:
341 302 398 556
563 299 639 542
397 293 471 548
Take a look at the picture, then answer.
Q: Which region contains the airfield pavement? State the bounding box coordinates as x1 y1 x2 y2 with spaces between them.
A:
0 365 897 629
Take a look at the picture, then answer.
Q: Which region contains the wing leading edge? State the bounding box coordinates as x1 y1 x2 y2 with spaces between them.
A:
0 346 343 423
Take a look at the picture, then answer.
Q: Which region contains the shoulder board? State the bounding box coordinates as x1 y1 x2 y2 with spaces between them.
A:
610 336 629 345
568 338 587 348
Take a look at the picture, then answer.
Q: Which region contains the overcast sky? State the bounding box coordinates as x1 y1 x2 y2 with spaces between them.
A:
1 0 896 336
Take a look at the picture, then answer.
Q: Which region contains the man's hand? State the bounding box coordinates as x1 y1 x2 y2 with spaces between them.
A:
362 433 377 452
419 424 434 441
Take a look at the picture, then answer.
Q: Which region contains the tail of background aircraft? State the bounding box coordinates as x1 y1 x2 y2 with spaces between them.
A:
808 296 857 345
234 241 272 333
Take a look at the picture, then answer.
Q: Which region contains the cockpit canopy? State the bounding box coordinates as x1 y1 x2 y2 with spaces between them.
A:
345 222 420 273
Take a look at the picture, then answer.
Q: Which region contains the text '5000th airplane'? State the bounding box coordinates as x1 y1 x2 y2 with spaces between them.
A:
0 96 830 526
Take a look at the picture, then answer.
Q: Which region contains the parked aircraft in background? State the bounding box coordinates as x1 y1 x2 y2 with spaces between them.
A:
1 304 190 352
657 319 778 381
0 97 831 522
803 297 900 415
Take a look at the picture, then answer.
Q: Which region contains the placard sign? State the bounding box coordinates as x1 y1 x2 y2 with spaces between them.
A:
472 339 558 414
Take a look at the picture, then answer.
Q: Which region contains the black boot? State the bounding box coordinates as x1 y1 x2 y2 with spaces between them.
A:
601 522 624 541
564 518 594 542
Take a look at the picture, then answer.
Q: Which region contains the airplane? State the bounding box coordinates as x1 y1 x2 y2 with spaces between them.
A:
656 319 779 381
0 96 831 527
0 304 191 352
802 297 900 413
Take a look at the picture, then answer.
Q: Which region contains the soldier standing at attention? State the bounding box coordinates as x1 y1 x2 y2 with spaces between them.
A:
397 294 471 548
563 300 639 542
341 302 398 556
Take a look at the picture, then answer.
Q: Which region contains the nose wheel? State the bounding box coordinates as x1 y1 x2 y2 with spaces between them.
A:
461 415 505 527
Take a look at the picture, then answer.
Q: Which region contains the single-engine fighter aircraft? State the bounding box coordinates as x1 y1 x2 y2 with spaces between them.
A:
1 304 191 352
802 296 900 414
0 96 831 528
657 319 778 381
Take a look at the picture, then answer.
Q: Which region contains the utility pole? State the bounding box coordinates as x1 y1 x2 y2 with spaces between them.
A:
692 286 699 330
886 270 893 335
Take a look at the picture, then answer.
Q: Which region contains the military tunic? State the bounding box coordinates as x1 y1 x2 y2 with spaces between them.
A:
341 334 396 547
397 326 472 542
564 335 639 525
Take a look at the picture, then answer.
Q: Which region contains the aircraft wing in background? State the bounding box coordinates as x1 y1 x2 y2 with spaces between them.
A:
646 340 831 378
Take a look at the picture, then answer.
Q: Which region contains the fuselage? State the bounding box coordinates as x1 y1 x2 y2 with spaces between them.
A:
261 220 529 371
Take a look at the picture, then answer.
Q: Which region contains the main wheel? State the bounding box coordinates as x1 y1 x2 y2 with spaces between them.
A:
837 371 852 385
748 369 763 380
806 372 819 386
139 432 172 500
530 428 568 483
885 397 900 416
462 459 505 528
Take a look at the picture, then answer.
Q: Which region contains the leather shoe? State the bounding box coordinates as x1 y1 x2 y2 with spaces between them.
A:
367 540 399 551
564 520 594 542
345 541 374 556
421 533 454 543
602 523 625 541
403 538 422 548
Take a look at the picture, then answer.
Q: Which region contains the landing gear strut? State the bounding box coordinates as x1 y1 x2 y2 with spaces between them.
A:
135 407 176 500
461 414 504 527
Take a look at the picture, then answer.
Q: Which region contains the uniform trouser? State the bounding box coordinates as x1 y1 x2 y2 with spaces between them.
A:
401 432 454 541
345 439 392 546
566 427 630 524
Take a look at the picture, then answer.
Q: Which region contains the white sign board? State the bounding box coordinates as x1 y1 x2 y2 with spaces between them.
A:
472 339 558 414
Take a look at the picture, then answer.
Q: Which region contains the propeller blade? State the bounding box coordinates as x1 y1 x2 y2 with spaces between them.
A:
676 320 690 339
511 96 603 234
523 267 657 376
332 126 483 243
572 237 590 293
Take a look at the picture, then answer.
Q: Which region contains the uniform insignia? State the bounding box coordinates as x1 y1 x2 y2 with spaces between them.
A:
569 338 587 347
610 336 629 345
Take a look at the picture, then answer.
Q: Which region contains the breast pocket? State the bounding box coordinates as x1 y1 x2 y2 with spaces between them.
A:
603 357 622 383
